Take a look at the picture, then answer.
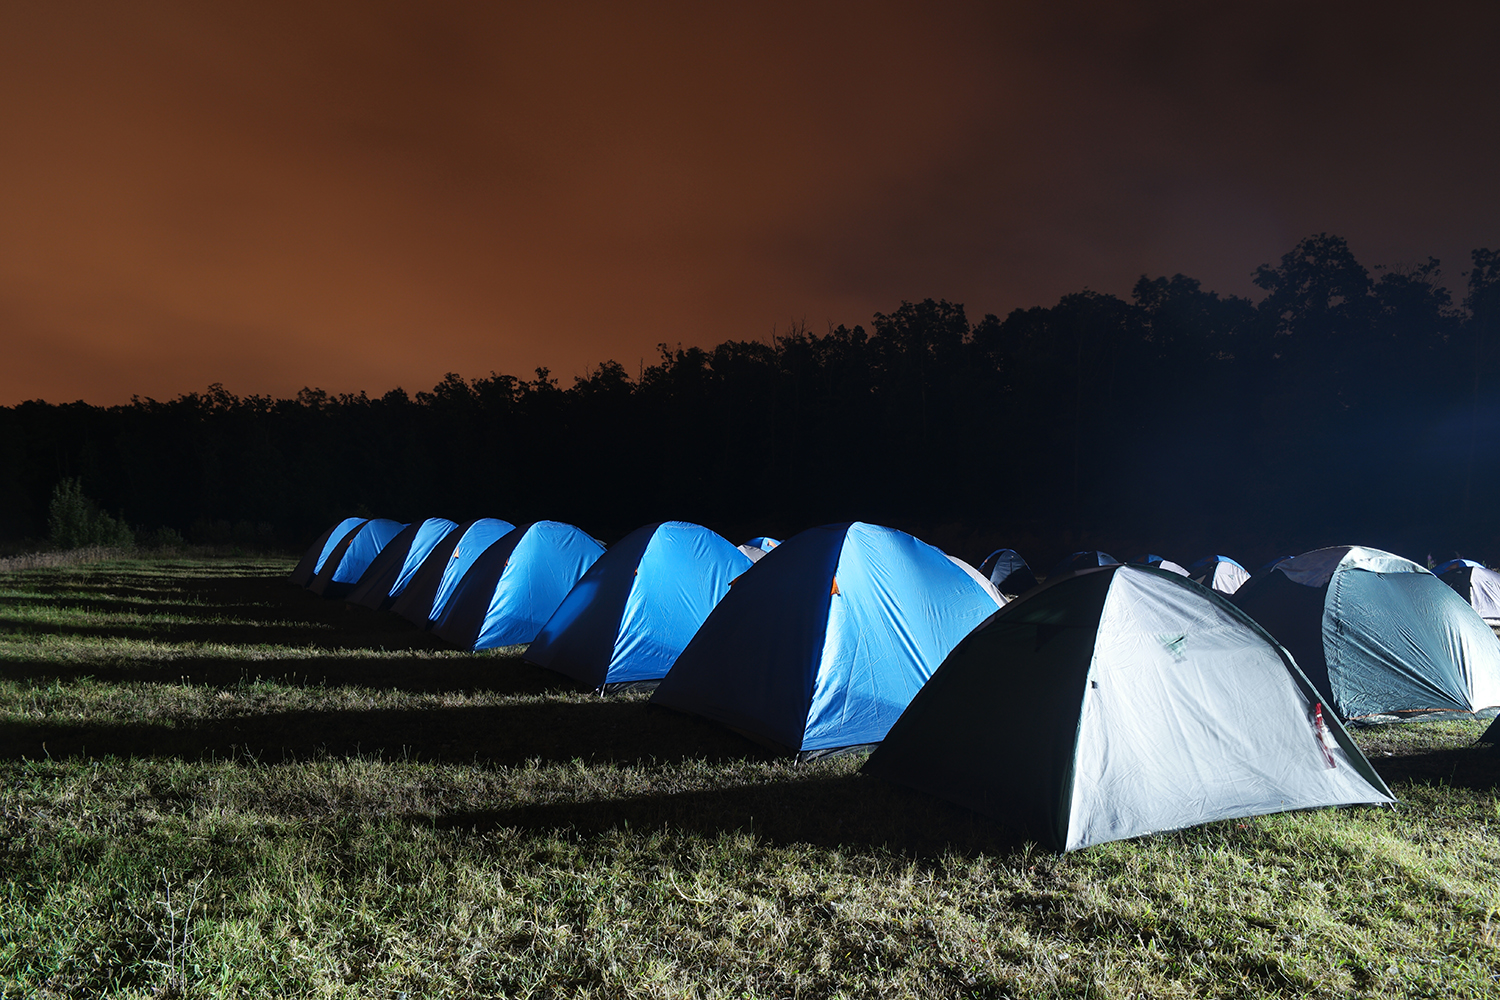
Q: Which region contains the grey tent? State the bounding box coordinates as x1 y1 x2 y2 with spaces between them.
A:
1435 560 1500 624
1130 553 1189 577
1232 546 1500 721
1188 555 1250 594
863 564 1394 851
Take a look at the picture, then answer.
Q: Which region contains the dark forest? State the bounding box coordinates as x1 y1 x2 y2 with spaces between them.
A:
5 234 1498 570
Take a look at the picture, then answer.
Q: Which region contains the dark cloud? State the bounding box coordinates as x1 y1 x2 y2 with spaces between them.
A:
1 1 1496 404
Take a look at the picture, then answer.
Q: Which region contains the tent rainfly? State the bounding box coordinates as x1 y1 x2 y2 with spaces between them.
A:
1434 560 1500 624
390 517 516 626
345 518 460 611
863 564 1395 851
289 517 366 587
1047 551 1119 580
649 521 1006 756
308 518 407 599
737 537 781 562
432 521 607 650
1189 554 1251 594
978 549 1038 595
1232 546 1500 721
525 521 752 689
1130 554 1190 577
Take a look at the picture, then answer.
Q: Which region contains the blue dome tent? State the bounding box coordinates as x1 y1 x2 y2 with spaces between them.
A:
649 522 1006 756
390 517 516 626
977 549 1038 595
1232 546 1500 721
525 521 753 689
432 521 607 650
289 517 366 587
346 518 460 611
308 518 407 598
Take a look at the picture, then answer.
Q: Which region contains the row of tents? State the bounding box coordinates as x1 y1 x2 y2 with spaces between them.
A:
291 516 1500 851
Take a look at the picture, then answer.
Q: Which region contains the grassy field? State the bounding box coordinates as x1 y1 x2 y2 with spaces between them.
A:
1 555 1498 998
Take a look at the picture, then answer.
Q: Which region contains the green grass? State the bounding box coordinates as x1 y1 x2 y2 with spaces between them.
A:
1 558 1498 998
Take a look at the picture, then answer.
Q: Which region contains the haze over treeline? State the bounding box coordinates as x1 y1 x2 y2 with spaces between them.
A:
4 234 1498 567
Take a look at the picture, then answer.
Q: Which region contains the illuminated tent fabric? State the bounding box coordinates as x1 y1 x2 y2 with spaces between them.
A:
1232 546 1500 721
1435 561 1500 624
738 537 781 562
978 549 1038 595
390 517 516 625
947 555 1008 608
649 522 1006 756
1189 555 1251 594
308 518 407 598
345 517 460 611
432 521 607 650
863 564 1394 851
1047 551 1119 580
525 521 753 689
289 517 366 587
1130 554 1190 577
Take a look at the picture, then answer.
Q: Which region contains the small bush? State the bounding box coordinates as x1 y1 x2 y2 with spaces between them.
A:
47 478 135 550
138 526 187 550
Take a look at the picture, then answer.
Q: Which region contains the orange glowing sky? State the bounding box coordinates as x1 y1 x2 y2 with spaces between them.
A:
3 1 1497 405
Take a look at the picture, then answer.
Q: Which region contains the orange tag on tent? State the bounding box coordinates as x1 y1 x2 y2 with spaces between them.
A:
831 577 840 596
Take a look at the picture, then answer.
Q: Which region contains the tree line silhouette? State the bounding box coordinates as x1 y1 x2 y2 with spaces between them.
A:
3 234 1498 568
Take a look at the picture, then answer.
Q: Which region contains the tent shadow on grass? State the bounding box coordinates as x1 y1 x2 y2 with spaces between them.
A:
0 615 432 650
0 649 566 694
416 748 1500 861
417 772 1035 860
0 699 761 767
1360 744 1500 790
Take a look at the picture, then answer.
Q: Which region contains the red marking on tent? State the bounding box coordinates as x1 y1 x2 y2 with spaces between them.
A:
1311 703 1337 769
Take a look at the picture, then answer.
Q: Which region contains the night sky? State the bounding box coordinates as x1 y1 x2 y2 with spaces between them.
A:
4 1 1497 406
